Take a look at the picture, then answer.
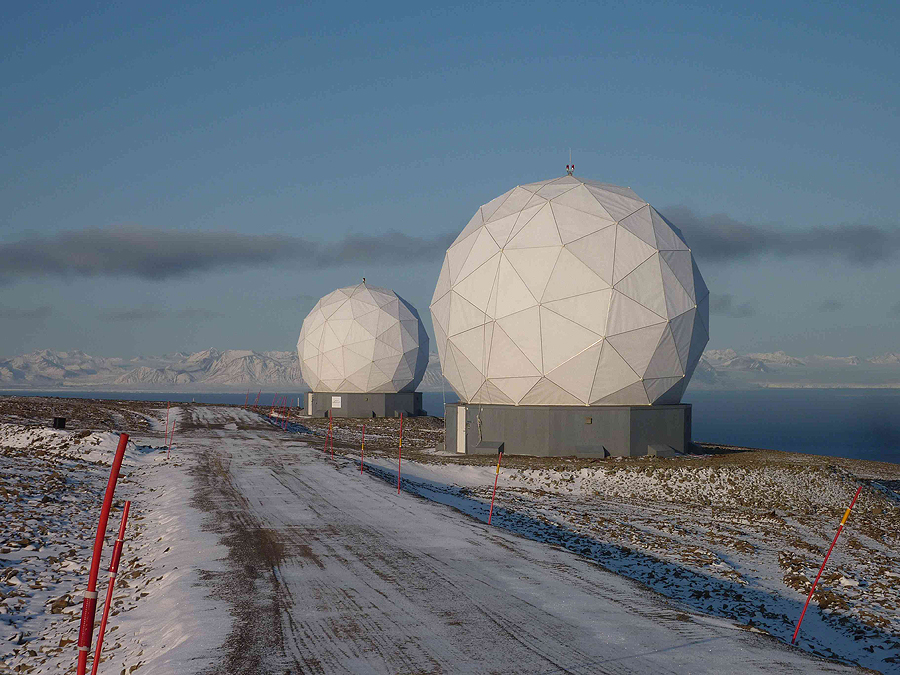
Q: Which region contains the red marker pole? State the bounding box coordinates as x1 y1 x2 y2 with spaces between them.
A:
360 423 365 474
76 433 129 675
328 409 333 459
254 390 261 411
488 451 503 525
167 421 175 461
90 501 131 675
397 413 403 494
791 485 863 644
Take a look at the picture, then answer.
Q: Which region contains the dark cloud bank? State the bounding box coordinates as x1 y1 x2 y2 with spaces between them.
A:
709 294 756 318
0 210 896 285
0 228 455 283
665 206 900 265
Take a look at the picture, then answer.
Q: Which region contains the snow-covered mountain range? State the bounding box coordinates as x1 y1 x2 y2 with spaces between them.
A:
0 348 897 391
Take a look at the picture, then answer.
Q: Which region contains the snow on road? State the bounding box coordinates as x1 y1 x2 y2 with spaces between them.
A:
182 406 859 674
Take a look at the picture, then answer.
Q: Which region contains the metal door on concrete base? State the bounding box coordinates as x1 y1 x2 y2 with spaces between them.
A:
456 405 466 454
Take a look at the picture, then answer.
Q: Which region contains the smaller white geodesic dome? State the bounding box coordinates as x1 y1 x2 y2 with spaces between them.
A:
297 283 429 393
430 175 710 406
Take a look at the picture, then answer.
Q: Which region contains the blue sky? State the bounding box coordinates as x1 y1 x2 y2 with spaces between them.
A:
1 1 898 358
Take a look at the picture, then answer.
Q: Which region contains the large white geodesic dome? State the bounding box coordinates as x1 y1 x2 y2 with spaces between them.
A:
430 175 709 406
298 283 429 393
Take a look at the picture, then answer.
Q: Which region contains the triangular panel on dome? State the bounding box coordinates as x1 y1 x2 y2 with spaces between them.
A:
451 210 484 248
644 376 684 405
550 202 616 244
433 320 448 368
448 324 489 374
539 305 603 373
349 298 375 319
453 252 501 312
303 308 326 333
343 348 374 378
495 305 542 372
484 212 520 247
448 291 488 336
618 206 657 247
489 376 542 404
398 321 419 353
668 307 696 371
546 341 604 404
440 345 465 399
504 202 545 244
494 255 537 319
329 300 356 322
522 193 548 210
547 176 582 185
565 225 617 286
660 261 695 319
542 289 613 337
644 325 684 378
455 228 500 282
345 364 372 392
649 207 689 251
374 353 402 379
614 254 667 318
319 379 343 392
589 342 641 403
430 291 452 334
472 379 515 405
504 246 561 303
345 321 376 348
319 295 347 319
579 180 642 200
660 250 695 300
486 323 541 378
505 203 562 249
692 258 709 301
366 363 392 391
447 228 481 284
520 377 583 405
318 350 343 381
605 322 667 378
696 294 710 334
584 186 645 221
606 291 667 335
519 177 556 192
536 182 579 200
612 226 657 285
480 188 515 222
687 313 709 371
449 344 485 400
541 248 611 302
651 377 687 405
550 184 614 220
305 323 325 351
320 322 342 353
377 324 402 355
486 187 534 223
596 380 650 405
328 318 353 343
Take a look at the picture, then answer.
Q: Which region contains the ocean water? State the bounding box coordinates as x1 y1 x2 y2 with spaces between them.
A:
3 388 898 464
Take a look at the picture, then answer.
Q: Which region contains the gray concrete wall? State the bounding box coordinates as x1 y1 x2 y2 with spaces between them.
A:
308 392 423 418
444 403 691 458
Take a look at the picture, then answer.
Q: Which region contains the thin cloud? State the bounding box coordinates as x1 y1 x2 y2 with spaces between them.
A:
99 308 165 322
709 293 756 318
175 308 224 320
664 206 900 265
817 299 844 313
0 228 455 283
0 305 52 319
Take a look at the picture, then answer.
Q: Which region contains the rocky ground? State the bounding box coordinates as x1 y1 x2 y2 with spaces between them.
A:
1 398 899 673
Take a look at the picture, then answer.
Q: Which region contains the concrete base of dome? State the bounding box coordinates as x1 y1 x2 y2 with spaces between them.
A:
305 391 423 418
443 402 691 458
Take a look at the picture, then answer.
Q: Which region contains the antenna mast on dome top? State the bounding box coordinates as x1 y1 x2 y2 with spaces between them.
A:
566 148 574 176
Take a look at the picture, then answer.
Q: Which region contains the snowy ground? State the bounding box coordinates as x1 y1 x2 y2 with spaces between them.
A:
2 402 896 673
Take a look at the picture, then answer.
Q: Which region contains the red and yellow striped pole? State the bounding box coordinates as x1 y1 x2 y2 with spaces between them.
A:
488 451 503 525
397 413 403 494
360 423 365 474
791 485 862 644
90 501 131 675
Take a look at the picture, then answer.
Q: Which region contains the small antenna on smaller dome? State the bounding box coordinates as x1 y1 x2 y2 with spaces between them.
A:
566 148 574 176
362 277 366 284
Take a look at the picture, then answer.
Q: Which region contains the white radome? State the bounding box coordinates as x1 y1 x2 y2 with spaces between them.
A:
298 283 429 393
430 175 710 406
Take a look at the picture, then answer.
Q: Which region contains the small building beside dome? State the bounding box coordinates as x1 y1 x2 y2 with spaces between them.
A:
298 282 429 418
430 175 709 457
